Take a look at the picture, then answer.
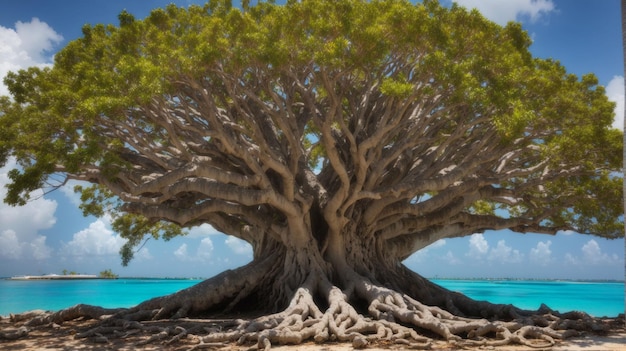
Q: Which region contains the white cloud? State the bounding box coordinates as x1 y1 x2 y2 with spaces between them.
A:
530 240 552 266
0 18 63 97
0 163 57 234
60 216 125 258
454 0 555 25
14 19 63 62
467 235 523 263
565 239 622 266
430 239 447 250
606 76 624 131
197 237 214 260
443 250 461 265
134 247 153 261
0 230 22 259
187 223 222 238
28 235 53 260
0 159 56 260
0 230 52 261
488 240 523 263
59 180 85 207
405 239 447 263
174 243 189 260
225 236 253 256
0 19 63 260
467 234 489 259
564 252 577 265
174 237 215 262
581 240 602 261
581 239 621 265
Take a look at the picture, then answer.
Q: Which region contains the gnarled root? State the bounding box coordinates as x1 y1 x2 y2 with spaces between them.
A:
355 276 619 349
193 282 432 350
179 275 614 350
358 278 580 348
0 305 122 341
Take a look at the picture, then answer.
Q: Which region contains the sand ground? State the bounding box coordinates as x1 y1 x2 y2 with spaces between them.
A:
1 317 624 351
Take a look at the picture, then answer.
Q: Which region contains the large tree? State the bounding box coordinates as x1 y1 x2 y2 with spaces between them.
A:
0 0 622 348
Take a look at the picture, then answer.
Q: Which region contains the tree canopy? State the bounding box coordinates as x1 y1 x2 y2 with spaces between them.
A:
0 0 622 347
1 0 620 263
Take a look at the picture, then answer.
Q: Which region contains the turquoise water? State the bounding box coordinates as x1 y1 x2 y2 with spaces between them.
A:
0 278 623 317
431 279 624 317
0 279 203 316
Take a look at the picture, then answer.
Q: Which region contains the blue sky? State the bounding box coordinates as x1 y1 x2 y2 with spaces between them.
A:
0 0 623 280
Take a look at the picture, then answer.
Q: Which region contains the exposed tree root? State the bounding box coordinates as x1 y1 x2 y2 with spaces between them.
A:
380 283 564 347
1 273 620 350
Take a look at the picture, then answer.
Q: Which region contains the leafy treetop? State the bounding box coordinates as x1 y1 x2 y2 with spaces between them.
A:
0 0 621 265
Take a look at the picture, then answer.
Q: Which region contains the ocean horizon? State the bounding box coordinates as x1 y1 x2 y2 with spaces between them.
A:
0 277 623 318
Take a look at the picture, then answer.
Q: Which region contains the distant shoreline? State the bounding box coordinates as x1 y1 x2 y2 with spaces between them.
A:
429 277 626 283
2 276 624 282
8 274 100 280
3 276 201 281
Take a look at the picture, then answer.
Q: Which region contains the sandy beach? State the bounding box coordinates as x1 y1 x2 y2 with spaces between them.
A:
1 317 624 351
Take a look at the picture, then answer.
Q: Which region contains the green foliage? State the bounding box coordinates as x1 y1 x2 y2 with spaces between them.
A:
469 200 496 216
98 269 119 279
75 184 112 217
380 76 414 98
114 213 184 266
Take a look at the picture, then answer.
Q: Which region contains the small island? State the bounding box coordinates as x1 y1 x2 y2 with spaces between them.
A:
9 269 118 280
